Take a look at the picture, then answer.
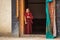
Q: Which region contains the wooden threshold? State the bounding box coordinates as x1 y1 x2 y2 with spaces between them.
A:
20 34 45 38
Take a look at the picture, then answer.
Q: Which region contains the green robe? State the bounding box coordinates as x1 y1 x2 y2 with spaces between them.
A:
46 0 54 38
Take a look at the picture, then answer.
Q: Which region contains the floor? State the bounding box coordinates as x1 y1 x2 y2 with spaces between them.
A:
0 37 60 40
0 37 46 40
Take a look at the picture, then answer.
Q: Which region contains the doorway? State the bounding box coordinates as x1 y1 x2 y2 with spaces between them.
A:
24 0 46 35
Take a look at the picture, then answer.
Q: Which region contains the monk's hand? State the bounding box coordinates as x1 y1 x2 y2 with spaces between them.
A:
27 16 30 18
25 21 27 24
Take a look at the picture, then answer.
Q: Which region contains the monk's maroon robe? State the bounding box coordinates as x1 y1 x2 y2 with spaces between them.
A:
24 12 33 34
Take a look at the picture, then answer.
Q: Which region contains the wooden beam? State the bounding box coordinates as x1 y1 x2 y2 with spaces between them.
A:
19 0 24 36
49 0 56 37
53 0 56 37
16 0 19 18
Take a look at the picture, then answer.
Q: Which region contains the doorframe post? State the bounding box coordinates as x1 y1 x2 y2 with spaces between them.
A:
19 0 25 36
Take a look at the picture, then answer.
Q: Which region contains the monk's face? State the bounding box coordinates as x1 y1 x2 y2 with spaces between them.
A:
26 9 30 13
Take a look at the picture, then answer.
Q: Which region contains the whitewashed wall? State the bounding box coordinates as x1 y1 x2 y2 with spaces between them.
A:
0 0 11 34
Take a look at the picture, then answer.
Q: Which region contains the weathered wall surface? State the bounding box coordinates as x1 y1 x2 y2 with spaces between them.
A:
0 0 11 34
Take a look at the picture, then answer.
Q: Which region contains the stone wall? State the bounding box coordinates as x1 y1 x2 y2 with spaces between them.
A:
0 0 11 34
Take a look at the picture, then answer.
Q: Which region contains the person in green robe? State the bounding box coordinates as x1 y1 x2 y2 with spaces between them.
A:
46 0 54 38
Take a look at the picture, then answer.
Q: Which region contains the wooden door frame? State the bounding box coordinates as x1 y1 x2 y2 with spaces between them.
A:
49 0 56 37
16 0 56 37
19 0 24 36
16 0 24 36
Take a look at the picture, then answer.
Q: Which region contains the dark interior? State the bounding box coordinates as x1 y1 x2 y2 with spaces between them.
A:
24 0 46 34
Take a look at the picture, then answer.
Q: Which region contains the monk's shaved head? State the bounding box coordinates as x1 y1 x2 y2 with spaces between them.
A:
26 8 30 13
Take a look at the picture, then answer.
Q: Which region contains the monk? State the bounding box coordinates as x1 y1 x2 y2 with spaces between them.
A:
24 8 33 34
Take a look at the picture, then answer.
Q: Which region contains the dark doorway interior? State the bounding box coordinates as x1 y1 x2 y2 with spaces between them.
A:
24 0 46 34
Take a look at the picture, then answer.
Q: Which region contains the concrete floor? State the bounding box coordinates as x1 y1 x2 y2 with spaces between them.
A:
0 37 60 40
0 35 46 40
0 37 46 40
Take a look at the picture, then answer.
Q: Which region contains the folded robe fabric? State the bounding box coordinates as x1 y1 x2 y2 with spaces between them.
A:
46 0 54 38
